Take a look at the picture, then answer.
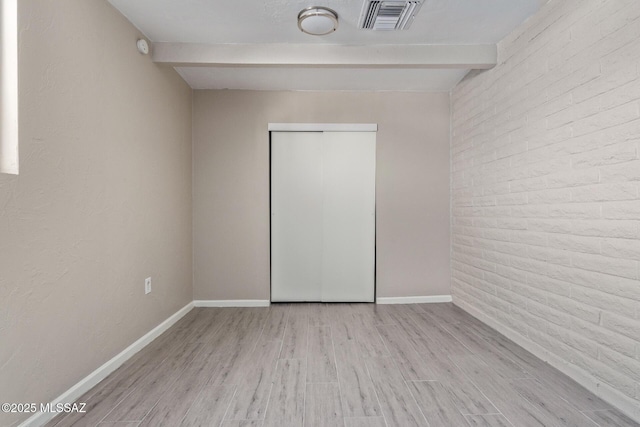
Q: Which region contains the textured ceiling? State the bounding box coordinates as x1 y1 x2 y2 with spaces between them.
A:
108 0 546 91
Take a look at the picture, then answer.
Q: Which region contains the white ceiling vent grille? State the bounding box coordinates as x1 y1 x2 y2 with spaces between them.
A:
359 1 423 30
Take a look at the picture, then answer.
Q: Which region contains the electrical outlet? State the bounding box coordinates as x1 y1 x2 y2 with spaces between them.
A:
145 277 152 294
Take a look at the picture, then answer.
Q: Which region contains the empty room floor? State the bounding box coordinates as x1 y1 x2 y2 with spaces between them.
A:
45 303 638 427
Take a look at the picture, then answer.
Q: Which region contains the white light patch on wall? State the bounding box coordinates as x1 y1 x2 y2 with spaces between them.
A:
1 0 18 174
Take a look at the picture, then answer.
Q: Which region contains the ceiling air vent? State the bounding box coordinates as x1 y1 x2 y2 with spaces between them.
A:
359 0 423 30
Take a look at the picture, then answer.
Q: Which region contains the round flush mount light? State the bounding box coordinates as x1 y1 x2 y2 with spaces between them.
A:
297 6 338 36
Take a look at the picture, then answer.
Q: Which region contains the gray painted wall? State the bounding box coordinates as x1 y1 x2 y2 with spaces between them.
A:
193 90 451 301
0 2 193 425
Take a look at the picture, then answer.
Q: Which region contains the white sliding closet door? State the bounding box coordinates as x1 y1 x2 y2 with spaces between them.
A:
321 132 376 301
271 131 376 302
271 132 324 301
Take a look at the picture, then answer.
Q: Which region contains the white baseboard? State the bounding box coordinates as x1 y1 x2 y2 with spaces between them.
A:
376 295 452 304
19 302 194 427
193 299 271 307
453 299 640 424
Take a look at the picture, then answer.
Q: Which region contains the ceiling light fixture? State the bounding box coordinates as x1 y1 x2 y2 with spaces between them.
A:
297 6 338 36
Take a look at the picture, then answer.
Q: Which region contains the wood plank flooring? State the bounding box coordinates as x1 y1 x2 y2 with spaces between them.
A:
45 303 639 427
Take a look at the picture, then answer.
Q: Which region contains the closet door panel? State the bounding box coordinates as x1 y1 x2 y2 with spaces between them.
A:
321 131 376 302
270 132 324 302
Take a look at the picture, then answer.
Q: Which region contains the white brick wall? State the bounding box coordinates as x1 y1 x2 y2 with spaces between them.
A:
451 0 640 417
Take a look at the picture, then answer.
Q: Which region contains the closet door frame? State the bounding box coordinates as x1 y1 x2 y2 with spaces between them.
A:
268 123 377 303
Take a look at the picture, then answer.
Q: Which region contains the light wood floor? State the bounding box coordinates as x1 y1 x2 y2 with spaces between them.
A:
46 303 639 427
